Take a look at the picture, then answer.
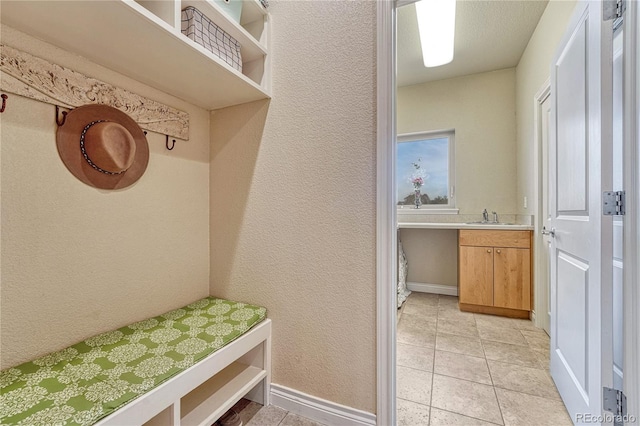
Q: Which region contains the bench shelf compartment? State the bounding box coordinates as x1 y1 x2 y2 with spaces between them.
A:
181 361 266 426
99 319 272 426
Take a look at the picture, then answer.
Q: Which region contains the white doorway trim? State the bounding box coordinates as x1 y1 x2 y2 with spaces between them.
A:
376 1 396 425
533 78 551 332
623 0 640 419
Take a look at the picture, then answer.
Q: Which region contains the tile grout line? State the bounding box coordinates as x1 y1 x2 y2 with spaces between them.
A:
434 346 487 360
486 357 547 372
480 339 494 386
478 310 507 426
430 369 493 387
430 363 496 388
428 295 438 416
397 363 434 374
431 406 505 426
489 371 506 426
491 383 564 403
398 340 437 349
275 409 289 426
397 395 430 408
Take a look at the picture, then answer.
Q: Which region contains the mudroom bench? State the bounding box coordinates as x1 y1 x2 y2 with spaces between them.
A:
0 297 271 426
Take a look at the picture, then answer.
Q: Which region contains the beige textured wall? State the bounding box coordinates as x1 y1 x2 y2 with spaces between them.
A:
1 27 211 368
515 0 577 216
209 0 377 413
399 229 458 286
398 68 518 215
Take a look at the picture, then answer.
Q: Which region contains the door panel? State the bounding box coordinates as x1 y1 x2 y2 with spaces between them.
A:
556 251 589 393
494 248 531 310
549 1 613 422
459 246 493 306
556 17 588 214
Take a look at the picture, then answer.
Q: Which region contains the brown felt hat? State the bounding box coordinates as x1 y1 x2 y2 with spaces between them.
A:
56 104 149 189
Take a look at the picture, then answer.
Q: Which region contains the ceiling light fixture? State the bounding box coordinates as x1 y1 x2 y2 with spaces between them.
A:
415 0 457 68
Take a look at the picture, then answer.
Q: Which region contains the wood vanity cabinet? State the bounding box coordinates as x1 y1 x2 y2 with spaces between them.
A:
458 230 532 318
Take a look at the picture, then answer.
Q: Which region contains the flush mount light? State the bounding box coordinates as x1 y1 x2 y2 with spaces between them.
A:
416 0 457 67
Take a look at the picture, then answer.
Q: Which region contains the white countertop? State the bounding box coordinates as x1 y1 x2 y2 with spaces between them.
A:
398 222 534 230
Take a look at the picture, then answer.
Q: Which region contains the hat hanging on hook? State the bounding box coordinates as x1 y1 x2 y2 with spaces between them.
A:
56 104 149 189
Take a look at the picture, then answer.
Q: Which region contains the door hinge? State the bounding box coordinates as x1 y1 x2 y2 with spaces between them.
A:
603 387 627 425
604 0 626 20
603 191 626 216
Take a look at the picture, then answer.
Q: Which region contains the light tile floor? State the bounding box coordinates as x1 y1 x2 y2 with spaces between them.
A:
397 292 572 426
235 400 326 426
236 292 569 426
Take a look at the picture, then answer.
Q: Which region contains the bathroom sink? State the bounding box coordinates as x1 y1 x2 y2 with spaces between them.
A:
465 221 517 226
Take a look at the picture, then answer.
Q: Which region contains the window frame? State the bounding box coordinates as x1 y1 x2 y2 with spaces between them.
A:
396 129 457 213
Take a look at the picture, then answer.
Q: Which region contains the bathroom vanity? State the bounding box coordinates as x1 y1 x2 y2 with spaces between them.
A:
458 229 532 318
397 221 533 319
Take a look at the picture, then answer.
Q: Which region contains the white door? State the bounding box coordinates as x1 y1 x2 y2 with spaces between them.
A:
549 0 614 422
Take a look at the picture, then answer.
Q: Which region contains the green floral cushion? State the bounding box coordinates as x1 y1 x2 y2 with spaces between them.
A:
0 297 266 426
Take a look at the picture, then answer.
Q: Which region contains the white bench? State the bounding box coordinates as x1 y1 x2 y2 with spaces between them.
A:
0 297 271 426
98 319 271 426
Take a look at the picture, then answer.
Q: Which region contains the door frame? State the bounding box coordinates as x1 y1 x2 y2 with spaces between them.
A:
376 0 396 425
533 78 551 332
622 0 640 419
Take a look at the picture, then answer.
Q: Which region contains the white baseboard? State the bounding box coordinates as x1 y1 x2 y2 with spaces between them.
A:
270 384 376 426
407 282 458 296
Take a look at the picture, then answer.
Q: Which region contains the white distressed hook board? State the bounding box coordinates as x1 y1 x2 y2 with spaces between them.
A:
0 43 189 140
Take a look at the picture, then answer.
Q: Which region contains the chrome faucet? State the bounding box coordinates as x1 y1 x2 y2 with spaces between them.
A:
482 209 489 223
492 211 499 223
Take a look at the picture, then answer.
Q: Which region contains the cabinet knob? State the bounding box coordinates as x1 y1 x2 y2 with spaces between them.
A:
496 249 501 254
487 249 491 253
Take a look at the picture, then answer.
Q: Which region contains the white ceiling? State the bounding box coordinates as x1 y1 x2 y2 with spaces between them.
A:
397 0 549 87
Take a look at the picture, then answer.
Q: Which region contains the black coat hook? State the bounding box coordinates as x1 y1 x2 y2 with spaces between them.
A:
166 135 176 151
55 105 68 126
0 94 7 113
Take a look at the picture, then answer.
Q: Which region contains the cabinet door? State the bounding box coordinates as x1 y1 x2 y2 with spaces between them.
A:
493 248 531 310
459 246 494 306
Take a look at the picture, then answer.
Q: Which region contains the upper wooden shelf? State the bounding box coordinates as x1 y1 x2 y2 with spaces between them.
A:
0 0 271 111
182 0 267 63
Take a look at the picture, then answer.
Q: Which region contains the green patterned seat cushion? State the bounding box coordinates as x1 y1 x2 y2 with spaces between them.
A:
0 297 266 426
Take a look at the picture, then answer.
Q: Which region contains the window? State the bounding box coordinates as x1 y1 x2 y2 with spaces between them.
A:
397 130 455 210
